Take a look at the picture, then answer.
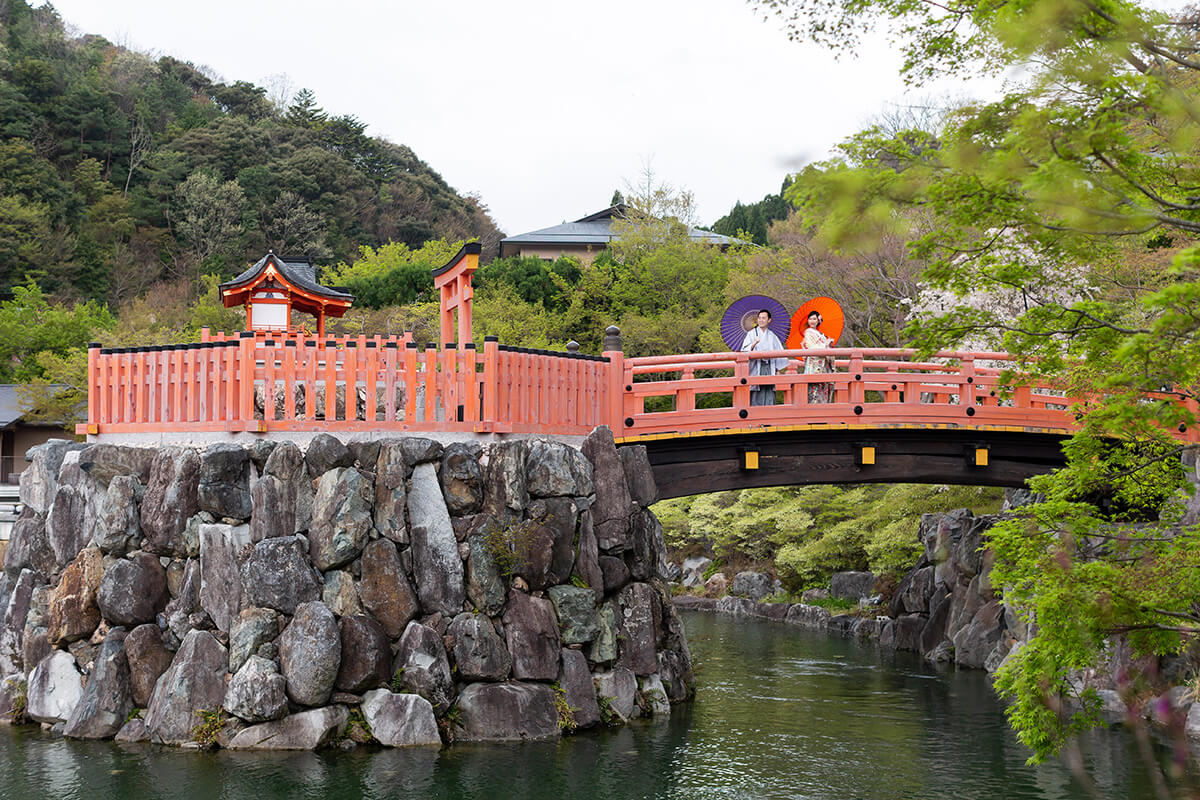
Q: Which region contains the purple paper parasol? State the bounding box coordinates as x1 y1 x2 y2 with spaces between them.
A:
720 295 790 350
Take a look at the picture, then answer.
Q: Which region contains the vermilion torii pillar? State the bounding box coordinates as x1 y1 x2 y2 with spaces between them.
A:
433 242 481 345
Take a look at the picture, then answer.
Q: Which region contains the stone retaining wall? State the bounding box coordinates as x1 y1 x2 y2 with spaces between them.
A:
0 426 692 749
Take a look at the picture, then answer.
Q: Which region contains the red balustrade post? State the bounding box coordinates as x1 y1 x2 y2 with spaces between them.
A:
959 355 976 410
602 326 625 434
238 333 256 426
848 350 864 405
86 342 100 430
482 337 499 428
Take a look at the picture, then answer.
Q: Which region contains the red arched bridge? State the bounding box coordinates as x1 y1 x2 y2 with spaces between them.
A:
76 329 1198 499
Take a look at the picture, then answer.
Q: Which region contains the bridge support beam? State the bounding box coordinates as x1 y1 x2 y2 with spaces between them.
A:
626 427 1071 499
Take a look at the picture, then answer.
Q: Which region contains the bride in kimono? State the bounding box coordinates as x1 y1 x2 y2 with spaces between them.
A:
801 310 834 404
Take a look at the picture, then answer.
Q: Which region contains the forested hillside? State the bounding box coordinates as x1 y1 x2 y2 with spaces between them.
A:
0 0 500 305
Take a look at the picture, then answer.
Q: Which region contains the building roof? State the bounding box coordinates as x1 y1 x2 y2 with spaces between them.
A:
500 204 741 248
0 384 70 428
219 253 354 303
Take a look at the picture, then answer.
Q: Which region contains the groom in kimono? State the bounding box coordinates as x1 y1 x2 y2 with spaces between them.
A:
740 309 788 406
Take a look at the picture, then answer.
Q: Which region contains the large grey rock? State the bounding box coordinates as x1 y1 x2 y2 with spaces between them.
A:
240 536 321 615
617 582 661 676
639 673 671 715
373 442 408 545
593 667 638 722
26 649 83 723
455 682 560 741
114 718 148 742
514 497 578 591
263 442 312 533
361 689 441 747
140 447 202 557
322 570 362 617
482 440 528 516
197 443 252 520
830 571 877 601
224 655 288 723
98 553 167 627
680 556 712 589
76 444 154 487
626 508 668 582
447 612 511 681
228 607 279 674
407 462 465 615
581 426 633 551
3 569 37 639
144 630 228 745
401 437 442 467
526 439 593 498
199 523 249 632
503 590 561 681
953 599 1007 669
47 547 103 647
228 705 348 750
64 627 132 738
784 604 832 628
249 475 295 543
278 601 341 707
441 442 483 515
618 445 657 506
124 623 173 707
558 648 601 729
574 511 604 603
163 558 201 645
358 539 419 638
891 614 926 652
46 483 91 567
548 585 599 645
20 439 85 515
393 621 455 715
304 433 353 478
335 615 391 693
5 509 55 580
93 475 143 556
895 566 935 615
587 601 619 664
729 571 773 601
308 468 375 571
466 531 507 617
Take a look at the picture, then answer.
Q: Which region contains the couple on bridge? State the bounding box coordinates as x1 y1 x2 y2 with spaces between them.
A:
741 308 833 406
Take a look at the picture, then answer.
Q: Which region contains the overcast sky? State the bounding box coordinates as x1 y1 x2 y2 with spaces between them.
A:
42 0 988 237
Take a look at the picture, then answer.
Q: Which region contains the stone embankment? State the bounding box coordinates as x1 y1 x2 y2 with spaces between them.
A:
0 427 692 750
678 488 1200 735
677 507 1023 671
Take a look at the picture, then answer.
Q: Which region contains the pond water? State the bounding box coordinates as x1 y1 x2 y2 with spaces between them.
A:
0 610 1172 799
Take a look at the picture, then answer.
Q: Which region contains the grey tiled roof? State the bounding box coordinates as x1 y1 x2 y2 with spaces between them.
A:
220 254 353 301
0 384 71 427
501 205 741 247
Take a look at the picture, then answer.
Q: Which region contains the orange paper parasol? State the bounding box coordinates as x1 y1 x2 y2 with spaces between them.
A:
787 297 845 349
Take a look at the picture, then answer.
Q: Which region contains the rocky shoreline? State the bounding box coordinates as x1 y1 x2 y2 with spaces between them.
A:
0 426 693 750
672 493 1200 738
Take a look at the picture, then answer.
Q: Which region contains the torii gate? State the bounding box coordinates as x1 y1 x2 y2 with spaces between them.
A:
433 242 481 345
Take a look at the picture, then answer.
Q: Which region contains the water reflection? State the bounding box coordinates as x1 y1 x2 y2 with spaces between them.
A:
0 611 1173 800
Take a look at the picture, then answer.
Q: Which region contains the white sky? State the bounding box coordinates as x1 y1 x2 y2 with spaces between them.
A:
42 0 990 236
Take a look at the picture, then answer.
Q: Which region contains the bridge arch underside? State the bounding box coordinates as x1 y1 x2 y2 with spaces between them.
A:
626 425 1071 500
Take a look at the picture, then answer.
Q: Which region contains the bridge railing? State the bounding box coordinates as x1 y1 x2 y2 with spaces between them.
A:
616 348 1112 437
79 336 612 437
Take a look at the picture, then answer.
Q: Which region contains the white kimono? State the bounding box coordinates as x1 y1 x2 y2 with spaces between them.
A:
740 327 788 376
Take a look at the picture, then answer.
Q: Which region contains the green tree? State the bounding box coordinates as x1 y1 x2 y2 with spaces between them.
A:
756 0 1200 766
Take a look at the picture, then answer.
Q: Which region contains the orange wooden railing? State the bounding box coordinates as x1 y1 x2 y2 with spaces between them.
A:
79 336 613 437
77 338 1199 443
615 348 1200 442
